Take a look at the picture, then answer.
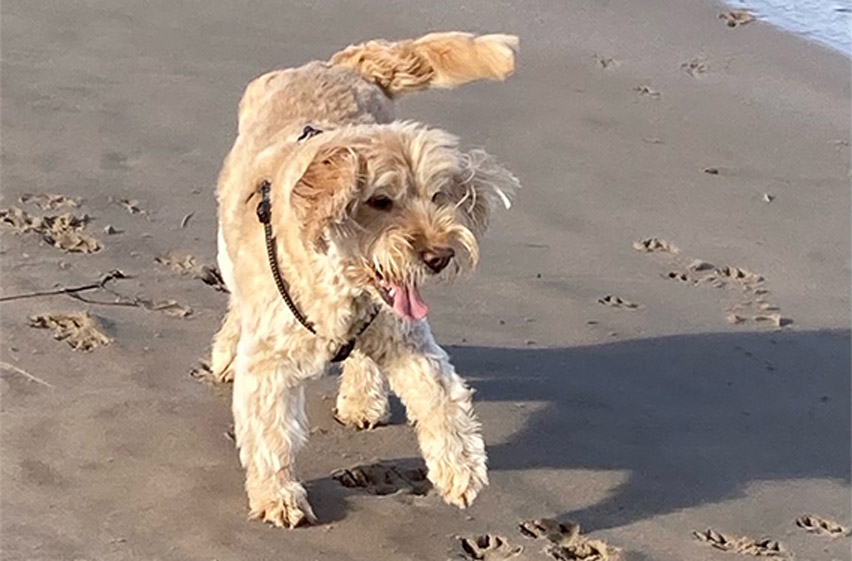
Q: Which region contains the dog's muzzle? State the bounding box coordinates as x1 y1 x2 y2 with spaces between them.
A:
421 247 455 274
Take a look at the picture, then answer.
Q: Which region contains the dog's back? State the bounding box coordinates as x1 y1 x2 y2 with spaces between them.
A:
236 32 518 137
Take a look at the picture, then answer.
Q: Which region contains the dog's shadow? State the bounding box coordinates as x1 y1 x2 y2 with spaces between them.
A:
309 329 848 531
442 328 849 531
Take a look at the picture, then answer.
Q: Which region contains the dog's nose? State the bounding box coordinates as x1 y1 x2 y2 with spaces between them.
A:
421 247 455 273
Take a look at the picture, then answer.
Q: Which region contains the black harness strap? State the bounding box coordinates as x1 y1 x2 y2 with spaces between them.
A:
255 125 378 363
296 125 323 142
256 180 317 335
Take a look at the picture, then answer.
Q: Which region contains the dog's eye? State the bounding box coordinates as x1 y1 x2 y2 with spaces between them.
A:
431 191 448 206
366 195 393 211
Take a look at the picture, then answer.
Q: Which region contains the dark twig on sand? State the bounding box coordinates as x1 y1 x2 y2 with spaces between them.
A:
66 291 145 308
0 269 192 317
0 270 128 303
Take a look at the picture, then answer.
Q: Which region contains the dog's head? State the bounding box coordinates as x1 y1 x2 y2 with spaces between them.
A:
285 122 518 321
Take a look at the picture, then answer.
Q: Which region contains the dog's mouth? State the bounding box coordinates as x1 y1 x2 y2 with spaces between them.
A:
373 272 429 321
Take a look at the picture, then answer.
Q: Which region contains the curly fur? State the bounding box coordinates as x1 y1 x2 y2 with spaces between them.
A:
211 31 520 527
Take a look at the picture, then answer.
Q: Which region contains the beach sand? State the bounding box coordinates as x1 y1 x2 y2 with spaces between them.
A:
1 1 849 560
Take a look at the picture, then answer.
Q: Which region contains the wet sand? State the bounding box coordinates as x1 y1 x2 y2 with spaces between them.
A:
1 1 849 560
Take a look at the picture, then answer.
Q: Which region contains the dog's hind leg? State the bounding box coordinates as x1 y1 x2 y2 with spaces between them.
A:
210 299 240 383
382 325 488 508
334 349 389 430
210 227 240 383
232 336 316 527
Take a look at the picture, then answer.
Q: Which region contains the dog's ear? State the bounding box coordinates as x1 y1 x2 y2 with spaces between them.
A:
291 145 362 244
448 149 519 238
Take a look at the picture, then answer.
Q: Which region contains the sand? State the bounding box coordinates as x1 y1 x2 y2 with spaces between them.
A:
1 1 849 560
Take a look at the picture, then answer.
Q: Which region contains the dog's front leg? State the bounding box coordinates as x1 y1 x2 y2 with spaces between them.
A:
334 349 390 430
232 336 316 527
382 325 488 508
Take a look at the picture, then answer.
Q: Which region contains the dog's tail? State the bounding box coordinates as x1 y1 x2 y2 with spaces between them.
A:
328 32 518 97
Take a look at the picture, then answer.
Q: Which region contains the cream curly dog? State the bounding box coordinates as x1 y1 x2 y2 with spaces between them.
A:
211 32 520 527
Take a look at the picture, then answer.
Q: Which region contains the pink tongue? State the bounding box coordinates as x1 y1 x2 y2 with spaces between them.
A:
390 283 429 320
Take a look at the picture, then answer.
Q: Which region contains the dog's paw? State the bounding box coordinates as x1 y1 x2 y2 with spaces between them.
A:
333 388 389 430
332 406 388 430
211 365 234 384
210 352 235 384
189 360 233 386
248 486 316 528
429 452 488 509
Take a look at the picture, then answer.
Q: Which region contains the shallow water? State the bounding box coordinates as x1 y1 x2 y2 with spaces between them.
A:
726 0 851 55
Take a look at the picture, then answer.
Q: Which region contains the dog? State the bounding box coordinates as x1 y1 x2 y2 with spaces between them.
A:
211 32 520 527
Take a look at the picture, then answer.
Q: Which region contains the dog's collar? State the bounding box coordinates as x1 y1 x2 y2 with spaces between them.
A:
255 128 379 363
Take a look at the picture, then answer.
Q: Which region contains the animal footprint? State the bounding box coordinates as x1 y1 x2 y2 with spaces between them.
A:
795 514 850 537
633 237 678 253
19 193 80 210
716 266 763 284
666 271 690 283
719 10 755 27
634 85 660 99
681 58 708 77
693 529 785 557
332 460 430 496
519 518 617 560
155 252 228 291
0 207 101 253
189 360 216 382
726 313 746 325
593 54 618 69
597 295 639 310
688 259 714 272
29 312 111 351
753 313 786 327
149 299 193 318
631 237 789 326
110 197 145 215
460 535 524 560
